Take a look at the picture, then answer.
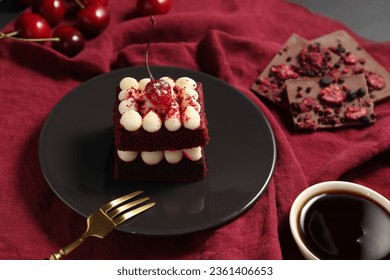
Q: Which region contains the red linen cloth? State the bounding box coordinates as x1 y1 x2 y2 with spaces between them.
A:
1 0 389 260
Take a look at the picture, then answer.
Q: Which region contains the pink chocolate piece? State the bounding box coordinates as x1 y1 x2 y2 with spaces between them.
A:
251 34 339 109
251 34 308 109
285 74 376 131
311 30 390 103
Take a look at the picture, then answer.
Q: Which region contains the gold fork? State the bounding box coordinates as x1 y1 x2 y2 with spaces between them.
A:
48 190 155 260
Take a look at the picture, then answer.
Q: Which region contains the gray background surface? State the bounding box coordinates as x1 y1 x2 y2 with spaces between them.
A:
289 0 390 42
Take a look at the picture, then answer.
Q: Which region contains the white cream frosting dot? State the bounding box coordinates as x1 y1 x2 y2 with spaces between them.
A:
118 89 129 101
160 76 175 87
117 150 138 162
183 147 202 161
176 77 197 90
192 101 201 112
118 97 138 115
139 78 151 91
183 87 199 100
120 110 142 131
119 77 139 90
181 95 201 113
141 151 163 165
164 101 181 131
164 150 183 164
142 111 162 132
182 106 201 130
164 115 182 131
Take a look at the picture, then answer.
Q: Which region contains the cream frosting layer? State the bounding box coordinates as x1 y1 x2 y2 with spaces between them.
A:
117 147 202 165
118 76 202 133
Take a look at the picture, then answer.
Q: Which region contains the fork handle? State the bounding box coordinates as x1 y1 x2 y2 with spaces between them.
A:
48 234 88 260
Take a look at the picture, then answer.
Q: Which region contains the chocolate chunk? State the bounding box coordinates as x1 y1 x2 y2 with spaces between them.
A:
357 87 366 97
319 75 333 87
286 74 375 131
359 115 371 125
346 89 357 101
336 45 346 53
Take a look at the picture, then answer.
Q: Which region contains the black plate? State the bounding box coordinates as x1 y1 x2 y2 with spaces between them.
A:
39 66 276 236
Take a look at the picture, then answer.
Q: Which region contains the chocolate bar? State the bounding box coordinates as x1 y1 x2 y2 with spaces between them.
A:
251 34 340 109
285 74 376 131
311 30 390 103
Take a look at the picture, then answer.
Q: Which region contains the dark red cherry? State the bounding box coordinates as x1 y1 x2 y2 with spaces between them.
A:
14 13 51 39
137 0 172 16
51 26 85 57
32 0 66 26
79 0 108 6
76 4 110 36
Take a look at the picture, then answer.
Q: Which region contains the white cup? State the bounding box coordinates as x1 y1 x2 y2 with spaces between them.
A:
289 181 390 260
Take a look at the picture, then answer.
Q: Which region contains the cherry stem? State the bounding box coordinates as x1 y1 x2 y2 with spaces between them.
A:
74 0 85 9
0 31 60 42
145 16 156 80
0 31 19 39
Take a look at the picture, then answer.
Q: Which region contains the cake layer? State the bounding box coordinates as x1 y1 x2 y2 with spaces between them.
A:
114 150 207 182
113 79 209 151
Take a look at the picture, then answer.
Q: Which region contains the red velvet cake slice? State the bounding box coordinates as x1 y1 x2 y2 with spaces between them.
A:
113 75 209 182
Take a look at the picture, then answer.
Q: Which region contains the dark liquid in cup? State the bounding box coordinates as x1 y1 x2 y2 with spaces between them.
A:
299 193 390 259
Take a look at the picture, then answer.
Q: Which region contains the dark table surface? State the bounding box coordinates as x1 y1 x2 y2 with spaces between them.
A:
1 0 390 42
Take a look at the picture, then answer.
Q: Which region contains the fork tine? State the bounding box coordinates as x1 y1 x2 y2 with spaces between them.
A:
113 202 156 226
101 190 143 212
106 197 150 219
